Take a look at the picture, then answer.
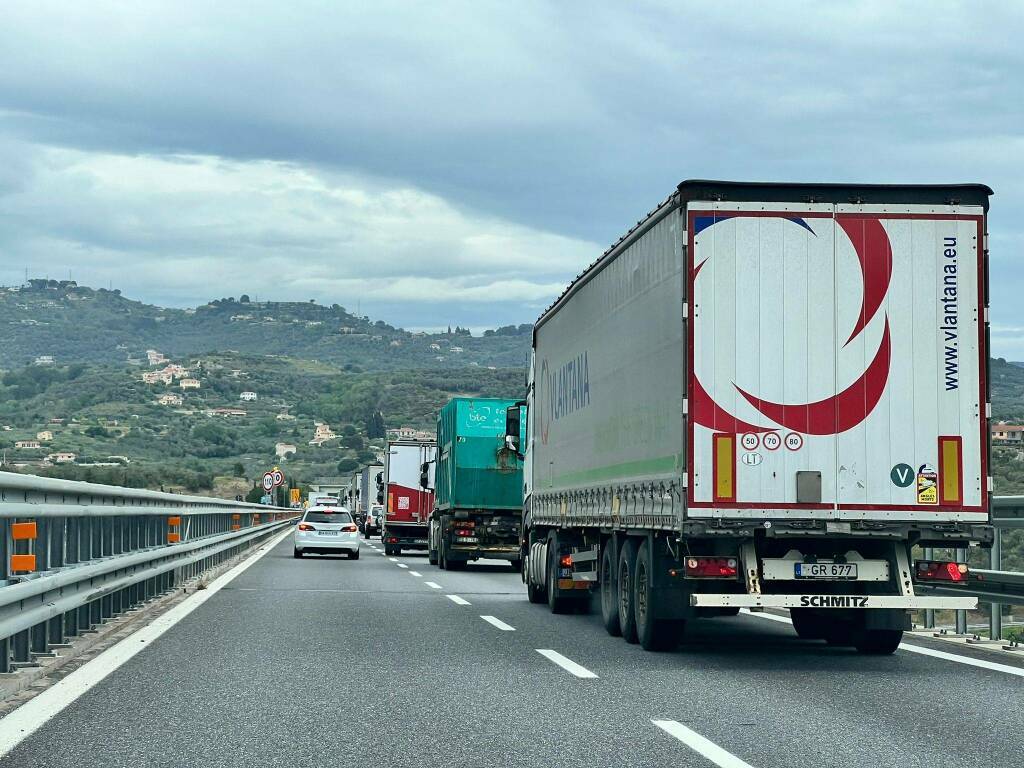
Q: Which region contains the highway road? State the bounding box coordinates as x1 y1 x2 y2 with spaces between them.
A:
3 531 1023 768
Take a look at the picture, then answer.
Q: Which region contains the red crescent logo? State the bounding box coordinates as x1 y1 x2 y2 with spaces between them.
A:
693 217 892 436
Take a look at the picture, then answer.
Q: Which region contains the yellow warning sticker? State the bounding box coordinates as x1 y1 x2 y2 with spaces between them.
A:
916 464 938 505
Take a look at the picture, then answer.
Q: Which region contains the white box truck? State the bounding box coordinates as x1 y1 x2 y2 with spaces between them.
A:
508 180 992 654
382 440 437 556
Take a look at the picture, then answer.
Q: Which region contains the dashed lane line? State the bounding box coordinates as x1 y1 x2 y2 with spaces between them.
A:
446 594 471 605
652 720 755 768
535 649 598 679
425 582 442 589
409 571 422 577
480 616 515 631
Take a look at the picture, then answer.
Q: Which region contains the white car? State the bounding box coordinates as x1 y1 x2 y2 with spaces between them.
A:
293 506 360 559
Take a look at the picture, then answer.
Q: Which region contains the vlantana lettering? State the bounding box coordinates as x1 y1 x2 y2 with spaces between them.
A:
940 236 959 391
548 351 590 421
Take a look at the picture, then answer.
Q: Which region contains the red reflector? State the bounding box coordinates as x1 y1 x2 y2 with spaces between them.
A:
387 537 398 543
684 557 738 578
297 523 315 531
560 554 573 568
915 560 968 582
455 529 473 536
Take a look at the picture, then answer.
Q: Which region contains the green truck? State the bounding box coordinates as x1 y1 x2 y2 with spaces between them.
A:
428 397 526 571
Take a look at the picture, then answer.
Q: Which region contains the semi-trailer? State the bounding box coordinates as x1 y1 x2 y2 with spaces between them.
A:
381 439 437 556
428 397 526 571
358 462 383 530
507 180 992 654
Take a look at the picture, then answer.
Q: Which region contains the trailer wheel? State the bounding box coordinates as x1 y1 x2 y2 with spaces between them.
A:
790 609 827 640
526 544 545 603
634 539 681 651
600 543 621 636
546 533 572 614
854 629 903 655
617 539 639 643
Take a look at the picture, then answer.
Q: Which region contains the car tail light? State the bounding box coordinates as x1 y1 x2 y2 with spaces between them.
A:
684 557 738 578
916 560 969 582
560 554 573 568
297 523 315 531
387 537 398 543
455 528 473 536
342 524 357 532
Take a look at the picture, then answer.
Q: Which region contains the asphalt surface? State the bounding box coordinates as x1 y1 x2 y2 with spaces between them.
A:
4 532 1023 768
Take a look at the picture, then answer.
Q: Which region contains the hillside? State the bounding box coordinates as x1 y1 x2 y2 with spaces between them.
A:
0 280 532 370
0 353 524 491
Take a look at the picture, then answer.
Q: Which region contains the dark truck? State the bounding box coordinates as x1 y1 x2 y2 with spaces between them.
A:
428 397 525 571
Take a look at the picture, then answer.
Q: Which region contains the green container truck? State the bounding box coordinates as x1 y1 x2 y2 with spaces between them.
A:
428 397 526 571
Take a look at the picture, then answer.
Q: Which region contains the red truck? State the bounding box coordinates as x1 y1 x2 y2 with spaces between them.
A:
380 439 437 556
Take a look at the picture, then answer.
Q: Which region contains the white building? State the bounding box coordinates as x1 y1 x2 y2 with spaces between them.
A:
33 355 55 366
179 378 201 390
240 391 258 401
275 442 297 459
47 452 77 464
157 393 183 406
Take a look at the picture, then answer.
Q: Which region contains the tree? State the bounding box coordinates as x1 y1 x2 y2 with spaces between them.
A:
341 423 358 436
232 462 246 477
337 457 358 473
366 410 386 439
240 294 250 303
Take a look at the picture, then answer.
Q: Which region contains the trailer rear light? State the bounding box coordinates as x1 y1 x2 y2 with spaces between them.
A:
455 528 474 536
684 557 738 578
387 537 398 543
915 560 969 582
560 554 573 568
297 523 315 531
341 524 357 532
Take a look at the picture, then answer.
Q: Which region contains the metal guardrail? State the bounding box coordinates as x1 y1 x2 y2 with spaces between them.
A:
0 471 296 673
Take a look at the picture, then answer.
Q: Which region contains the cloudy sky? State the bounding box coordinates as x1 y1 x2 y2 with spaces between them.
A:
1 2 1023 350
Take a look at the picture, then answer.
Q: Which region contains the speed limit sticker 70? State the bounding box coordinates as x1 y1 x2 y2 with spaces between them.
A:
762 433 781 451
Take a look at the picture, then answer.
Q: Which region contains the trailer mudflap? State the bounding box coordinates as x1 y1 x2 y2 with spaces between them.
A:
689 594 977 610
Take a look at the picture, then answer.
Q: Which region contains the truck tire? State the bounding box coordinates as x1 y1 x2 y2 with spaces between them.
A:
854 629 903 655
617 539 639 643
790 609 827 640
600 543 621 636
634 538 681 651
546 533 572 614
526 544 546 603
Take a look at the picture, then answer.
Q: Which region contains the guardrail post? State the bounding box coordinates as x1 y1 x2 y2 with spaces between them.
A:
990 529 1003 641
955 546 968 635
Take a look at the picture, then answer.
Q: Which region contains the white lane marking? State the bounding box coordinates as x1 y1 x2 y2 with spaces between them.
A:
652 720 755 768
409 571 422 577
389 557 398 562
480 615 515 631
0 526 293 758
397 563 408 569
425 581 442 589
743 610 1024 679
535 649 598 679
446 594 471 605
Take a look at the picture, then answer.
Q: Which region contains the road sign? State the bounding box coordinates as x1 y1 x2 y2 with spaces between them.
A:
271 469 285 487
290 488 301 504
261 472 275 492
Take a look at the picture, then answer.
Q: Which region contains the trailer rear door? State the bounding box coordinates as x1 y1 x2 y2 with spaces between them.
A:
688 201 986 522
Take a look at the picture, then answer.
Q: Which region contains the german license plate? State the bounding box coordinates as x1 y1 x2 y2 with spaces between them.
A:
319 530 339 536
795 563 857 579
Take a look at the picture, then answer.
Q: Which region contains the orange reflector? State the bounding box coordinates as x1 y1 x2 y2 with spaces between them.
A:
11 554 36 572
167 516 182 526
713 434 736 502
231 524 241 530
167 532 181 543
231 514 240 521
11 521 37 541
938 436 962 505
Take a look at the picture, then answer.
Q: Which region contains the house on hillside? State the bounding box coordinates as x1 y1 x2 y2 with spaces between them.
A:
212 408 247 417
275 442 297 459
179 378 201 390
47 452 76 464
33 355 55 366
309 422 337 446
449 346 463 354
142 370 173 385
157 393 183 406
276 412 296 421
15 440 41 450
36 430 53 442
429 343 441 351
239 391 258 401
163 364 190 379
146 350 167 365
49 418 65 425
992 423 1024 445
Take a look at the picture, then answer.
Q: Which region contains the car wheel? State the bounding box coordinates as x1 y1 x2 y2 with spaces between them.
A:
293 548 302 559
350 550 360 560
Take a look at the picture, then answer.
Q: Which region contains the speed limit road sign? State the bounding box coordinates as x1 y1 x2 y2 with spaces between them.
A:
271 469 285 487
261 472 275 492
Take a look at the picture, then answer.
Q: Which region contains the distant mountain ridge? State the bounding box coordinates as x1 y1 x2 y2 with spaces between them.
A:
0 280 531 370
